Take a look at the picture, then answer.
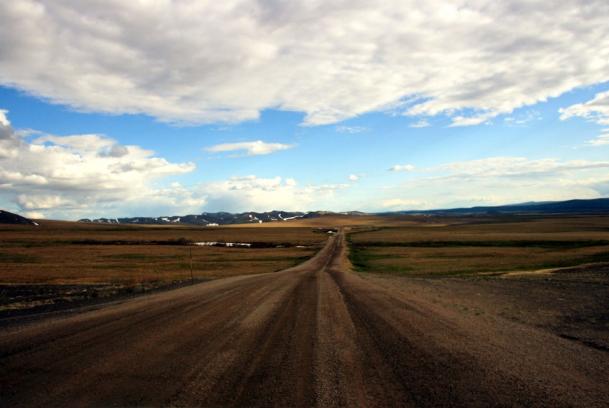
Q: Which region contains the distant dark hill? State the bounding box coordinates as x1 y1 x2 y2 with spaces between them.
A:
384 198 609 216
0 210 38 226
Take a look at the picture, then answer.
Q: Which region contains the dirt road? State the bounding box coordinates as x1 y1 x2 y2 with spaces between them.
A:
1 233 608 407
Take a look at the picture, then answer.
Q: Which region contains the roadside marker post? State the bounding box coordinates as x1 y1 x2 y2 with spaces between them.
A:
189 247 194 284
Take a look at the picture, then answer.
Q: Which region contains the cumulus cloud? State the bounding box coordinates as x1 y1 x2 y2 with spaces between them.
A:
22 211 45 219
389 164 415 172
0 110 9 126
560 89 609 146
198 176 349 212
1 1 608 126
381 156 609 210
0 110 353 217
0 110 198 218
348 174 360 182
205 140 293 156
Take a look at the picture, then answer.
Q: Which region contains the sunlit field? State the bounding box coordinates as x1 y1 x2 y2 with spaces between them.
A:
348 216 609 276
0 221 324 315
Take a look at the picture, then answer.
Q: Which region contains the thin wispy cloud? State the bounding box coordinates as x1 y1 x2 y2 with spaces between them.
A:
560 90 609 126
389 164 415 172
587 129 609 146
205 141 293 156
434 157 609 177
336 126 367 134
410 120 430 128
381 157 609 211
448 112 495 127
381 198 427 209
561 89 609 146
504 110 542 127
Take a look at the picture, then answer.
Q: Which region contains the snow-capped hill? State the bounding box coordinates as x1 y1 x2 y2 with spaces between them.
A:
79 210 316 225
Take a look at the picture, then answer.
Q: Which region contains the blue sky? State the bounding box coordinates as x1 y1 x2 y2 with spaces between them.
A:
1 1 609 219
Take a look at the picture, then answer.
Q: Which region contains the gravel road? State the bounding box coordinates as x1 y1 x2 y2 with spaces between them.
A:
1 232 608 407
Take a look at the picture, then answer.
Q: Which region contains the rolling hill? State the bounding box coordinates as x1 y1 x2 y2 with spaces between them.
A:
0 210 38 225
385 198 609 216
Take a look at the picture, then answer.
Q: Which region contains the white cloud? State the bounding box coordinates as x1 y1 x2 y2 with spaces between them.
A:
348 174 360 182
504 110 541 126
588 129 609 146
448 112 495 127
381 198 426 209
336 126 367 134
409 119 430 128
0 110 9 126
198 176 349 212
560 90 609 126
22 211 45 219
560 89 609 146
381 156 609 211
389 164 415 172
0 111 354 217
435 157 609 177
0 110 198 218
205 140 293 156
1 1 608 126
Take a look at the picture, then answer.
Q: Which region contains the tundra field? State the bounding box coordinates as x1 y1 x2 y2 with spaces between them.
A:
1 214 609 406
0 221 323 317
348 215 609 276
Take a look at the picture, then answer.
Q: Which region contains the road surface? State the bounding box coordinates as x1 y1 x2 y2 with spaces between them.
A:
1 232 608 407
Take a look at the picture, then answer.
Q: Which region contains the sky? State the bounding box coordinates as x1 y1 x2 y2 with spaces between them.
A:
1 1 609 220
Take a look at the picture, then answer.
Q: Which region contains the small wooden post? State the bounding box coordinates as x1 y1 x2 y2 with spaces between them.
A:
189 247 194 284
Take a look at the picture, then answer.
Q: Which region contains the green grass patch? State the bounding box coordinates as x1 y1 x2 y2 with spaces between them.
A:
102 253 178 261
347 233 609 277
0 252 40 263
352 240 609 249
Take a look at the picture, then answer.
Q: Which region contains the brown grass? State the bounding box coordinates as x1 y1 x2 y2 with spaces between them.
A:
348 215 609 276
0 221 323 284
0 220 324 246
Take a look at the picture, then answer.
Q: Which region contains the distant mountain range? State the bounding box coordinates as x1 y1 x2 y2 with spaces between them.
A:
383 198 609 216
4 197 602 227
0 210 38 225
79 211 367 226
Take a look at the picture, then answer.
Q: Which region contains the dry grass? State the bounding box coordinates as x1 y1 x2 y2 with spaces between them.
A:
0 220 324 246
0 221 323 285
0 245 317 284
348 216 609 277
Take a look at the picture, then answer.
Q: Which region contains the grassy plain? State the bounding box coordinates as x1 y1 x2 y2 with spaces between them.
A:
3 214 609 316
348 215 609 276
0 220 324 284
0 220 324 315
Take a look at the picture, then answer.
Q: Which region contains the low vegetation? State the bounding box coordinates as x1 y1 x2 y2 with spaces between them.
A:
348 216 609 277
0 221 324 315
